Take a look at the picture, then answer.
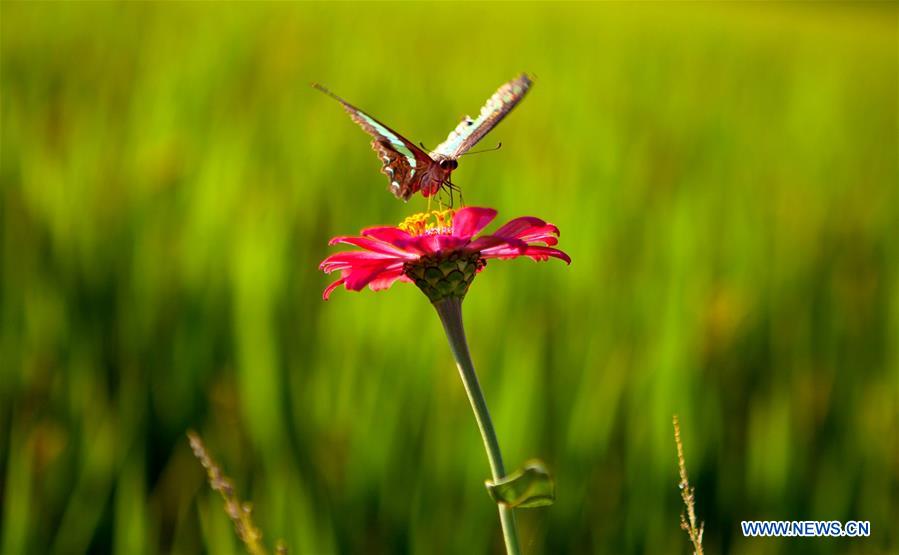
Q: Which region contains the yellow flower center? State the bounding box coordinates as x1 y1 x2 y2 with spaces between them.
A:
398 209 454 236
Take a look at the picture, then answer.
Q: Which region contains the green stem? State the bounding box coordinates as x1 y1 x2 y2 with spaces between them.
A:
433 297 521 555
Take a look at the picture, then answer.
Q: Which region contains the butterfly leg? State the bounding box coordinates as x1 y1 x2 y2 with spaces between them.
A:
443 180 463 208
436 191 449 210
437 182 453 208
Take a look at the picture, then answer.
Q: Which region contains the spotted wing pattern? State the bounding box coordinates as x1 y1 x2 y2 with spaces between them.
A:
431 74 532 160
313 84 435 200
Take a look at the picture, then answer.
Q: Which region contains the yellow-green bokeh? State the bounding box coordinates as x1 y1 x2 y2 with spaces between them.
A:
1 2 896 554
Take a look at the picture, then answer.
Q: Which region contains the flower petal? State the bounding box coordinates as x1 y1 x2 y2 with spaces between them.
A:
361 227 430 255
466 235 519 253
367 267 407 292
328 236 417 258
322 276 347 300
436 234 470 252
320 251 402 273
361 226 415 245
406 233 468 255
344 261 405 291
479 236 529 257
481 239 570 263
515 225 561 246
491 216 545 237
518 246 572 264
452 207 497 239
493 217 560 243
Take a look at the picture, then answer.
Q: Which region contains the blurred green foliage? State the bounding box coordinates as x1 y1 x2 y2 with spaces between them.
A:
1 2 897 554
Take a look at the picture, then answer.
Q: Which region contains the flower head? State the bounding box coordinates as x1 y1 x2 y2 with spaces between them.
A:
320 207 570 302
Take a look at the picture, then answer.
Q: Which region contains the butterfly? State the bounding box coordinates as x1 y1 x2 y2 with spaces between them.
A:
314 74 532 201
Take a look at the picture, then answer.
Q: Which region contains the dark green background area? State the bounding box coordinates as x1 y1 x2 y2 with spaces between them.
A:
1 3 896 554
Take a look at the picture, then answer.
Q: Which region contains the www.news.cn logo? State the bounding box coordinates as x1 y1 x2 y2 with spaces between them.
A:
741 520 871 538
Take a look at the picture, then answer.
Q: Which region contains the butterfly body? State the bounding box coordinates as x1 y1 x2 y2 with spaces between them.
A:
315 74 531 201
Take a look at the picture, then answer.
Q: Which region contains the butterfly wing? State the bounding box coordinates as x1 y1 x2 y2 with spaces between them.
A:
314 84 435 200
431 74 532 160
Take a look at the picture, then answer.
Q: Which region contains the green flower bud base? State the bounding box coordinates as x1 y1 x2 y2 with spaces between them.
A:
404 251 485 303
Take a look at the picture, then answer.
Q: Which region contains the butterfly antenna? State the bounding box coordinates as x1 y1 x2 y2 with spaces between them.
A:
311 82 338 99
311 83 356 109
458 142 502 157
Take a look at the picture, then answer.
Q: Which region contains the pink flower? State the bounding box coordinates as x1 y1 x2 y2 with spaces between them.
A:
320 207 570 301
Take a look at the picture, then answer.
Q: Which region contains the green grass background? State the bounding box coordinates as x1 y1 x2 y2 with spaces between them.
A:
1 2 896 554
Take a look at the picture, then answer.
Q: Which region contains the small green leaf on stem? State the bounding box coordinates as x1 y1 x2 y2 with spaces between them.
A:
485 460 555 509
